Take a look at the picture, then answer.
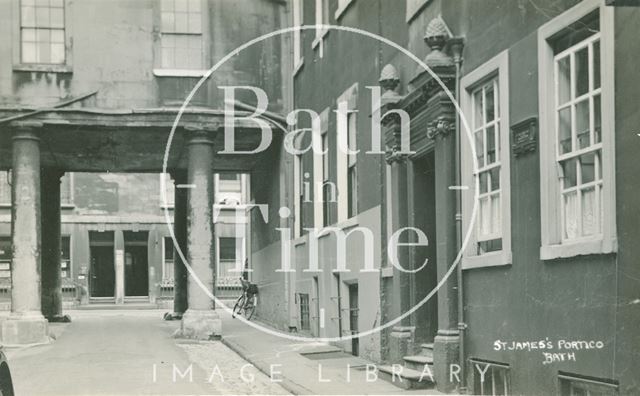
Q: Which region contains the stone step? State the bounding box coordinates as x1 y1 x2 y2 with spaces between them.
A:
421 342 434 356
378 365 435 390
403 354 434 371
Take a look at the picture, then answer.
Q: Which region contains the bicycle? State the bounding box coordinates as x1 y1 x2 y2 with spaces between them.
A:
232 278 258 320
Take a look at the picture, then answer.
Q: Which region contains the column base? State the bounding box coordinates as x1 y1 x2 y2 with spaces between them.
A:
1 313 50 346
388 326 415 364
46 314 72 323
174 309 221 340
433 331 460 393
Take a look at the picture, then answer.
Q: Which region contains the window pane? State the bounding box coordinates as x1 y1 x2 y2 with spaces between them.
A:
21 6 36 26
475 130 484 167
161 0 174 11
37 28 50 42
485 84 495 122
594 94 601 143
219 238 236 261
562 158 577 189
189 0 201 12
558 107 572 154
188 13 201 33
38 41 51 63
557 55 571 105
486 125 496 164
174 13 188 32
50 43 64 63
162 47 174 68
490 167 500 191
50 8 63 28
564 192 578 240
491 194 501 234
593 40 601 89
473 90 483 129
22 42 37 63
575 46 589 97
575 99 590 149
175 0 188 12
479 196 491 237
51 29 64 43
582 187 597 236
479 171 489 194
580 152 596 184
22 28 36 42
35 7 49 27
161 12 175 31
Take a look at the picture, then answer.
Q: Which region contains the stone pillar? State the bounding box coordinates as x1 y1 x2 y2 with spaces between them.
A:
1 129 49 345
179 131 220 339
41 169 67 322
432 119 460 393
172 170 188 317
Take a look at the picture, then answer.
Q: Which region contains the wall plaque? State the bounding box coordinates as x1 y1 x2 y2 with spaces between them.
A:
511 116 538 157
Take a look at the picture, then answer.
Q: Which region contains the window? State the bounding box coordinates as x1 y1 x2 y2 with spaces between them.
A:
162 237 174 282
313 0 329 48
538 0 615 259
0 237 11 279
60 173 73 206
60 236 71 278
347 113 358 218
294 153 305 238
215 173 244 206
461 50 511 269
20 0 65 64
160 173 175 208
470 360 511 396
559 373 618 396
0 172 10 206
314 108 332 228
217 237 243 287
299 293 310 330
160 0 203 70
336 83 358 222
292 0 303 71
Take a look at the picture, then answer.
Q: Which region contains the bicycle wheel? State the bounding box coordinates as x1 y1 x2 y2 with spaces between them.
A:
232 294 246 318
245 295 257 320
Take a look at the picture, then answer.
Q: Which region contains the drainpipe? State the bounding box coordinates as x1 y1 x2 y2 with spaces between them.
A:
449 36 467 394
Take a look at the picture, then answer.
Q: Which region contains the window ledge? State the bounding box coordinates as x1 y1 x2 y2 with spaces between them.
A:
13 64 72 74
540 237 617 261
0 204 10 208
61 204 75 209
462 250 512 270
153 69 209 78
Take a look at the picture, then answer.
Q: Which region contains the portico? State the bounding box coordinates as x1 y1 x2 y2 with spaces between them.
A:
0 107 281 344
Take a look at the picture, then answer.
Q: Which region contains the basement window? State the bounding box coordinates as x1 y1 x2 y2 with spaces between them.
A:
470 359 511 396
558 372 618 396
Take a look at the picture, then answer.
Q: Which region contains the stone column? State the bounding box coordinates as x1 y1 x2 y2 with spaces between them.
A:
1 128 49 345
431 119 460 393
386 153 416 363
40 169 67 322
172 170 188 317
179 131 220 339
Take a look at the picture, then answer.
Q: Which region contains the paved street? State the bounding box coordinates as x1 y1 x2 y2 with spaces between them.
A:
4 310 288 395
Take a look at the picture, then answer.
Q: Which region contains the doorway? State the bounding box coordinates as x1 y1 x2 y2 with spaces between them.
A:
89 231 115 298
124 231 148 297
348 283 359 356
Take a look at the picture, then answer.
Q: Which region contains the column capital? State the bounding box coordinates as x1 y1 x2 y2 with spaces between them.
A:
186 130 214 146
12 125 41 142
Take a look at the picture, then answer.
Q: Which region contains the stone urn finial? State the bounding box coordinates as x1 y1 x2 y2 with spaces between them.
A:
423 17 453 68
379 64 400 97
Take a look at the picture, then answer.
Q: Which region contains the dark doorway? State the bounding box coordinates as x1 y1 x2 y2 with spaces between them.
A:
410 153 438 344
348 283 359 356
124 231 148 297
89 231 115 298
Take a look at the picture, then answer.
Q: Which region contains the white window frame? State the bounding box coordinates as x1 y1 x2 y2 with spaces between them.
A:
153 0 209 77
461 49 512 270
538 0 616 260
313 108 329 228
292 0 304 74
312 0 329 50
335 0 354 20
160 173 175 209
336 83 358 223
216 236 245 286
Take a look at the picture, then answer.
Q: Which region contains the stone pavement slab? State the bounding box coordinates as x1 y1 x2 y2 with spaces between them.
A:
219 309 444 395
